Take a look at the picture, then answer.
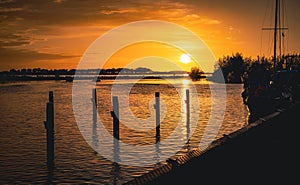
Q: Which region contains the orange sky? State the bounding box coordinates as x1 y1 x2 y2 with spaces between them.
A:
103 42 199 72
0 0 299 72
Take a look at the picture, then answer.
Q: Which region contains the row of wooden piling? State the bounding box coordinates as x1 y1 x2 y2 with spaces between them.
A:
43 88 191 168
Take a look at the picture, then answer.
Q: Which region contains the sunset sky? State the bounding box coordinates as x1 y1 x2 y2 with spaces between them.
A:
0 0 299 71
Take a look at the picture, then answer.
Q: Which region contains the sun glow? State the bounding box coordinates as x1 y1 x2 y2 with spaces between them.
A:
180 54 191 64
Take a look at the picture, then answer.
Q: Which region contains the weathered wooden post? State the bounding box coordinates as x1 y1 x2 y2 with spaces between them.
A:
92 88 98 149
185 89 190 123
111 96 120 162
185 89 190 143
154 92 160 139
44 91 54 169
92 88 97 123
111 96 120 140
49 91 54 103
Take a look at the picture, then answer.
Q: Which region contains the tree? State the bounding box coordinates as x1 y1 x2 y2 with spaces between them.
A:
215 53 247 83
189 66 204 81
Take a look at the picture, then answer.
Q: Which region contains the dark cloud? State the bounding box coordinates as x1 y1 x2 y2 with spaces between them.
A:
0 0 191 49
0 31 31 47
1 0 147 26
0 0 192 26
0 46 78 69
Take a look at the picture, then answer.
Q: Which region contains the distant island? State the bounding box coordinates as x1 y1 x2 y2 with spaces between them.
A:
0 67 194 82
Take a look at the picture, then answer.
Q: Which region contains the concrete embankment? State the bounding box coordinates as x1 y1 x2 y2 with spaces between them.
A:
126 102 300 185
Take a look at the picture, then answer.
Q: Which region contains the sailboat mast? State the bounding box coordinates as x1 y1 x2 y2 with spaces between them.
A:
273 0 279 73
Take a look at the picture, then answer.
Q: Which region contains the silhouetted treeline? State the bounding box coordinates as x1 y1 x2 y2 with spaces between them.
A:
0 67 190 81
0 67 190 76
0 67 154 76
213 53 300 83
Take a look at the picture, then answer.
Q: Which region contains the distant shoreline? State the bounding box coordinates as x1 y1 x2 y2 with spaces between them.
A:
0 75 242 84
0 74 208 82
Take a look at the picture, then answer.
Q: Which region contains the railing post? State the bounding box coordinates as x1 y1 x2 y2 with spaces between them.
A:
44 91 54 169
155 92 160 139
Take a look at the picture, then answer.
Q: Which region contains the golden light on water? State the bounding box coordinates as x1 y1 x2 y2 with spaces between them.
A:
182 79 190 85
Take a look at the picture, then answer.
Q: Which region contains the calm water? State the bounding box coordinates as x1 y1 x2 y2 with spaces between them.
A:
0 79 248 184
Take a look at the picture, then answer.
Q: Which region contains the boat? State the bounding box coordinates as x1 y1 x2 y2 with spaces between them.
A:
242 0 300 123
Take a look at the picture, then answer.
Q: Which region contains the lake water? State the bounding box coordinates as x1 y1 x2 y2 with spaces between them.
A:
0 79 249 184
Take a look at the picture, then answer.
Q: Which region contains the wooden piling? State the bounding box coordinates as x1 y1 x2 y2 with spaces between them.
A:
185 89 191 138
44 91 54 169
92 88 97 123
49 91 54 103
185 89 190 143
155 92 160 139
92 88 98 149
111 96 120 140
111 96 120 162
92 88 97 108
185 89 190 123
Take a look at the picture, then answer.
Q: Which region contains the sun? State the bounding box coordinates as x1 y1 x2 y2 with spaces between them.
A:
180 54 191 64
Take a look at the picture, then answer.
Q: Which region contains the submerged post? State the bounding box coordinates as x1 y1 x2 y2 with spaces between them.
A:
44 91 54 169
185 89 190 141
155 92 160 139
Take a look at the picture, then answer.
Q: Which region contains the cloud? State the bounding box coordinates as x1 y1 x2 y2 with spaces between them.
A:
199 18 221 25
186 14 200 19
0 0 195 48
0 7 23 12
0 31 32 47
0 0 15 4
184 14 221 25
100 8 140 15
53 0 66 3
0 46 78 68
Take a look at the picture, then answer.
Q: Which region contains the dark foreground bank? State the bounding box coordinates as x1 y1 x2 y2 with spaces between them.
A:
126 102 300 185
